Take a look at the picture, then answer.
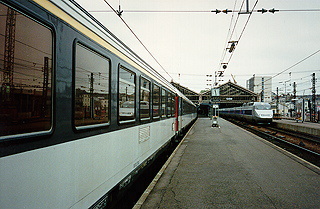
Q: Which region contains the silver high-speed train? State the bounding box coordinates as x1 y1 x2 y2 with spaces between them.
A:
0 0 197 208
219 102 273 124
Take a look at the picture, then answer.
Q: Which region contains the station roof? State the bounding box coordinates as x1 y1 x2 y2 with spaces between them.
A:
171 82 200 104
171 81 258 108
200 81 258 108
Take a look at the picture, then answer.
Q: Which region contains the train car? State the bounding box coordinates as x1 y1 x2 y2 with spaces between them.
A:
219 102 273 124
0 0 197 208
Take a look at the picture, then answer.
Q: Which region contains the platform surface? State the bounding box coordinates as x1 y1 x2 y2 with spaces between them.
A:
139 118 320 209
273 119 320 136
274 119 320 129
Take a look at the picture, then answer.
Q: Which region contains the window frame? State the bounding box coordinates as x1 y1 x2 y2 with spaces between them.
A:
161 88 167 118
73 41 111 130
152 83 160 119
0 3 55 140
118 65 136 124
167 92 174 117
139 76 151 121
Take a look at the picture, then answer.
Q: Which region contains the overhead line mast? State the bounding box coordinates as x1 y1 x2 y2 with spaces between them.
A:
2 7 16 102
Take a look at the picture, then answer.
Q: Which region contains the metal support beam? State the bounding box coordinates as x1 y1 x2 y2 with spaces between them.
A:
2 7 16 102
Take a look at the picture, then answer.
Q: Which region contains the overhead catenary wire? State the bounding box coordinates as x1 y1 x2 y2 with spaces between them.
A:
219 0 242 70
165 70 319 78
88 9 320 13
101 0 174 81
255 49 320 90
226 0 259 65
85 1 319 91
214 0 258 87
271 49 320 80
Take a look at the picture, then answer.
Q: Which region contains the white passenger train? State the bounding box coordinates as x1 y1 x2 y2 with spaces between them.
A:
0 0 197 208
219 102 273 124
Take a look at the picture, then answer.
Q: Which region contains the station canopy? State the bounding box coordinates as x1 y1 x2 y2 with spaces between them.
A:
200 81 258 108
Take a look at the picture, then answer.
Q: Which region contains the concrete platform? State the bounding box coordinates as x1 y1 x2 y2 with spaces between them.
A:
135 118 320 209
272 119 320 137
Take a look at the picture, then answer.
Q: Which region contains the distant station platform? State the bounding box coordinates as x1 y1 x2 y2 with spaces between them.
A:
273 119 320 137
134 118 320 209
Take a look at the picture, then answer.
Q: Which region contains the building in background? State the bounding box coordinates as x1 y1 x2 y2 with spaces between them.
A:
247 75 272 103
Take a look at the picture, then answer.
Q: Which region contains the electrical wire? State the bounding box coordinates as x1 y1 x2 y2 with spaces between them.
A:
101 0 173 81
270 49 320 81
89 10 211 13
215 0 258 87
0 33 52 56
253 50 320 89
88 9 320 13
219 0 242 70
226 0 259 64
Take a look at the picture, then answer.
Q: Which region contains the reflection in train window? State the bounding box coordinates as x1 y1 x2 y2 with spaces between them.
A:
167 92 172 117
183 101 194 115
74 44 110 127
152 84 160 118
0 4 52 137
119 66 135 122
140 77 150 119
172 94 176 117
161 89 166 117
170 93 175 117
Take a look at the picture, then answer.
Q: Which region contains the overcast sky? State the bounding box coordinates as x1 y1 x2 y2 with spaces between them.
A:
76 0 320 95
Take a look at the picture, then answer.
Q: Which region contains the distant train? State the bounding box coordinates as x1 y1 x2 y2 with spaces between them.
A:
0 0 197 208
219 102 273 124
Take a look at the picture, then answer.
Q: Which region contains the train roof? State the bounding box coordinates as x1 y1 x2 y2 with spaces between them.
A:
38 0 194 105
243 102 271 106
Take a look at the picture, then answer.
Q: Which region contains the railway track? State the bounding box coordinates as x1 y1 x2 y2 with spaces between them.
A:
225 118 320 167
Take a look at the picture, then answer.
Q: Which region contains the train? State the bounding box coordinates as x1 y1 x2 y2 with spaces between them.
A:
219 102 273 124
0 0 197 208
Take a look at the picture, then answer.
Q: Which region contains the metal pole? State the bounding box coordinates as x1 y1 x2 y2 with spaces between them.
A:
276 87 279 114
302 99 305 122
293 82 296 117
90 73 94 118
311 73 316 122
261 77 264 102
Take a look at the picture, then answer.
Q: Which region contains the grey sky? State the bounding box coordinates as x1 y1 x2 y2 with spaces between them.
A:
76 0 320 95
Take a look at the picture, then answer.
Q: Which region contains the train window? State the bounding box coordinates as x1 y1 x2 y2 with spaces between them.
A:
140 77 150 120
171 94 176 117
172 95 176 117
255 103 271 110
0 4 53 137
119 66 135 122
161 89 167 117
74 44 110 128
244 110 252 115
152 84 160 118
167 93 173 117
182 101 186 115
182 101 194 115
